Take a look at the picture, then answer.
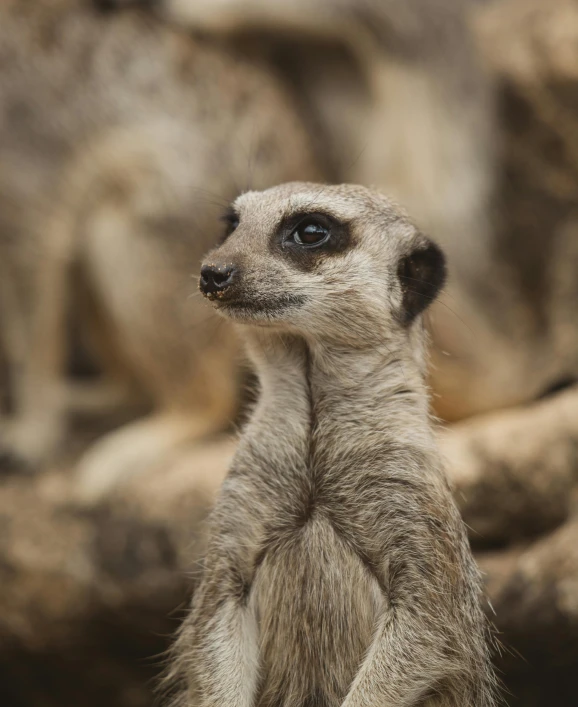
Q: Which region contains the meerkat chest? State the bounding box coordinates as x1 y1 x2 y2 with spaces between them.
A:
249 513 385 707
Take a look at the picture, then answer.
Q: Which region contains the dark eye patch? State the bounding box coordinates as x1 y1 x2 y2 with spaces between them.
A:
219 206 240 243
273 210 353 272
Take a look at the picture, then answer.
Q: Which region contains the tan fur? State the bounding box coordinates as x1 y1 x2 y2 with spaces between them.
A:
0 0 320 497
167 183 497 707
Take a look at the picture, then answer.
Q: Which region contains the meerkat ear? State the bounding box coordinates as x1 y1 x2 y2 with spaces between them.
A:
397 239 447 324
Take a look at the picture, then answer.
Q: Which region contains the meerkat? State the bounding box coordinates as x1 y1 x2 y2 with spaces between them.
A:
0 0 320 498
167 182 497 707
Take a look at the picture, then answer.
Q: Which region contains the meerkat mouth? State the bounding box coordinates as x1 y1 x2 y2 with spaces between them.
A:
212 294 307 321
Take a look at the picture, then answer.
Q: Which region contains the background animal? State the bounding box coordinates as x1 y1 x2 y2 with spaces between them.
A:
0 0 319 499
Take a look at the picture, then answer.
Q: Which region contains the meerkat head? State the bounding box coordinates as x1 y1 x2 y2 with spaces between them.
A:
199 183 446 345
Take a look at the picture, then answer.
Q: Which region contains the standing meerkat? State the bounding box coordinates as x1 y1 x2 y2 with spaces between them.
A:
167 183 497 707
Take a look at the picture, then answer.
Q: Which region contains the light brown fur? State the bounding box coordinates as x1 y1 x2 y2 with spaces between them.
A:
167 183 497 707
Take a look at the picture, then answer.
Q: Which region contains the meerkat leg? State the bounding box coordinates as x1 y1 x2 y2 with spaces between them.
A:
73 311 237 502
0 238 71 470
60 271 146 417
174 592 260 707
341 608 473 707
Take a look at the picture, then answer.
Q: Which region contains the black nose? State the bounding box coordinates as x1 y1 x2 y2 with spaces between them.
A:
199 264 236 296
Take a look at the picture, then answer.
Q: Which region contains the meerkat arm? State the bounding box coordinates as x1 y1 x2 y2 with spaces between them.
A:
183 582 259 707
341 597 485 707
339 503 492 707
171 521 262 707
340 610 446 707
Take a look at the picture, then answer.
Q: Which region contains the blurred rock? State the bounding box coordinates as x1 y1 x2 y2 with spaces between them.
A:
478 520 578 707
0 439 233 707
442 386 578 547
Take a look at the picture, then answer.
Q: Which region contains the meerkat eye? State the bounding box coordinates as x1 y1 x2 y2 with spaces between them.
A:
290 218 331 247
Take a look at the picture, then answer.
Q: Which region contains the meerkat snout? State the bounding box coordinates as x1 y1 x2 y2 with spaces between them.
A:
199 264 236 298
199 182 446 342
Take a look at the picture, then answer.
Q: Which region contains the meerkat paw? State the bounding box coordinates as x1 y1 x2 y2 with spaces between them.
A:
73 413 215 504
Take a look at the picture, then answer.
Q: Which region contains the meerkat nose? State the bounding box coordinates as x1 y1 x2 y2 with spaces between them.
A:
199 264 236 297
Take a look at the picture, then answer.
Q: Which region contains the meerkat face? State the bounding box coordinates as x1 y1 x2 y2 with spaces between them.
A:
199 183 446 344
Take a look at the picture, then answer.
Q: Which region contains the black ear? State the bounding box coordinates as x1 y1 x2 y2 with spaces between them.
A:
397 240 446 324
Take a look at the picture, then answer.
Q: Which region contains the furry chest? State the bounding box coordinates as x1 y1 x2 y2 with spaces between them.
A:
249 515 385 707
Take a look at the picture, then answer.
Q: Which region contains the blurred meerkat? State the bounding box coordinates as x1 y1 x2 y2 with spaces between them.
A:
0 0 320 498
168 182 497 707
122 0 493 251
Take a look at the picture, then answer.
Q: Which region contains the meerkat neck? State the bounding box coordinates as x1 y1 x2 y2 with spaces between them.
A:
306 337 434 447
241 328 436 485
